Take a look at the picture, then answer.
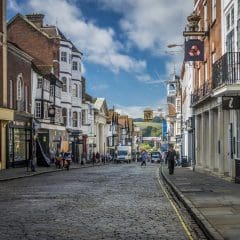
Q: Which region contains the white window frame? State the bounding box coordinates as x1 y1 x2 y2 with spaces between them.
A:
72 111 78 127
72 61 78 71
37 77 43 89
35 102 41 118
61 51 67 62
62 77 67 92
72 83 78 97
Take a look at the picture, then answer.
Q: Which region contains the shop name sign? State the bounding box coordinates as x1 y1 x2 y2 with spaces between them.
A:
222 96 240 110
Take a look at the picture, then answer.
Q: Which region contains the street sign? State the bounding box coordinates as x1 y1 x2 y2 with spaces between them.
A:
222 96 240 110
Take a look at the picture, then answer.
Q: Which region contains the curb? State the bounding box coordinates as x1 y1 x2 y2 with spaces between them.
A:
0 163 109 182
161 167 224 240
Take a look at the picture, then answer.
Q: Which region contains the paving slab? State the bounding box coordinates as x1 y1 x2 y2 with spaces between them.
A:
161 165 240 240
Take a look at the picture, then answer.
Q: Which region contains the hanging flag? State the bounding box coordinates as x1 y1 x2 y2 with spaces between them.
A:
184 39 204 62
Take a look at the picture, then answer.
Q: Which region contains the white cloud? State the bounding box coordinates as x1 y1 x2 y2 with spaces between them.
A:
136 74 168 85
116 99 167 118
100 0 193 53
91 83 109 91
8 0 146 74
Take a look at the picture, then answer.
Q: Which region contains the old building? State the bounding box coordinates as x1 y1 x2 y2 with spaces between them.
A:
0 0 14 169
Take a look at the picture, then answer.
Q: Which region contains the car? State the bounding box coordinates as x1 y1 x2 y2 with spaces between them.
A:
151 151 162 163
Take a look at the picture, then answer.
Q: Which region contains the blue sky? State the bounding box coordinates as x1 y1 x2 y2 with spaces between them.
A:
8 0 193 118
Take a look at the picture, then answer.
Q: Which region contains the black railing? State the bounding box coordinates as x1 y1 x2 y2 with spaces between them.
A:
191 81 212 105
212 52 240 89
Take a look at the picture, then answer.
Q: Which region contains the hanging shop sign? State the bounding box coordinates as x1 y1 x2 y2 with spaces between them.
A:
184 39 204 62
222 96 240 110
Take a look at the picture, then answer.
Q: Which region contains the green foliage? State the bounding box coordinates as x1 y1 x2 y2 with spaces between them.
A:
140 142 152 151
142 126 162 137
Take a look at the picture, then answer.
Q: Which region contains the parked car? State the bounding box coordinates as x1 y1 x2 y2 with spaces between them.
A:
151 151 162 163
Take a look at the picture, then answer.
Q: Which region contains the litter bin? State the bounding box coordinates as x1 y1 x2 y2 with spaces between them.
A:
181 156 188 167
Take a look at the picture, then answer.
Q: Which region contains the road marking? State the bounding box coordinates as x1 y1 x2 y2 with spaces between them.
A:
156 167 194 240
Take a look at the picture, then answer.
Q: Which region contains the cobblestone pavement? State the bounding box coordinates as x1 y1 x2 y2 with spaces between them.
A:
0 164 189 240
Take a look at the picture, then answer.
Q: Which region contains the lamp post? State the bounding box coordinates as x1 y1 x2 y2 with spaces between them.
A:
166 44 184 163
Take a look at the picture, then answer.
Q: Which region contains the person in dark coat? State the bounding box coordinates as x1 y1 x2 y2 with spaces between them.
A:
166 144 177 175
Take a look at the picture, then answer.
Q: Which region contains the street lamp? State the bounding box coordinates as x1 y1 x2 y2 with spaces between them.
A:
167 44 184 48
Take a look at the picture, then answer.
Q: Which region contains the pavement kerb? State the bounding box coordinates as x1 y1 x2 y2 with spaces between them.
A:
160 166 224 240
0 163 109 182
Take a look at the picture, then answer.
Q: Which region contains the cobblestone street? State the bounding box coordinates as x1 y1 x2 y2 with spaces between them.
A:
0 164 189 240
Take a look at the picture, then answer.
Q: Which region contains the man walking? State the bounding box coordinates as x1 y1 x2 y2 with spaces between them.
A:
166 144 176 174
141 150 148 167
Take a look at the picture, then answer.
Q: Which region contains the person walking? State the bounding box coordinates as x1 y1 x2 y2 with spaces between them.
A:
141 150 148 167
166 144 177 174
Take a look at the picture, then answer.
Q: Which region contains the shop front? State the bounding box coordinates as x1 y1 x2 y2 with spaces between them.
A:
7 112 33 168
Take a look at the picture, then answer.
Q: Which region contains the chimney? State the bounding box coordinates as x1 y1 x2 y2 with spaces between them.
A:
26 13 44 28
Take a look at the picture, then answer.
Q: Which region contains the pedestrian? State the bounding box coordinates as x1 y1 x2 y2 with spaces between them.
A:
92 152 96 166
96 152 100 163
166 144 177 174
141 150 148 167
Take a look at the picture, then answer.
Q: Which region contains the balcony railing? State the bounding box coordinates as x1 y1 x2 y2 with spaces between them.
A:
191 81 212 105
212 52 240 89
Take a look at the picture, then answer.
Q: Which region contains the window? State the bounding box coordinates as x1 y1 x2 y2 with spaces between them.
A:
212 0 216 22
37 77 42 89
50 85 54 96
82 110 86 125
226 13 230 31
25 86 28 112
69 54 71 64
79 63 82 72
73 112 78 127
72 83 78 97
72 61 78 71
35 102 41 118
231 8 234 26
62 77 67 92
61 51 67 62
62 108 67 126
204 62 208 82
226 30 234 52
17 76 23 100
44 102 48 118
69 78 72 93
9 80 13 108
204 4 208 31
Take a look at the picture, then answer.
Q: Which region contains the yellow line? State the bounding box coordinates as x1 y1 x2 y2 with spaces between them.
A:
156 168 194 240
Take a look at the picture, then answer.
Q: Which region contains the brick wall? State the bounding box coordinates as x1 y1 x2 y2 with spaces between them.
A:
7 47 32 112
8 15 60 76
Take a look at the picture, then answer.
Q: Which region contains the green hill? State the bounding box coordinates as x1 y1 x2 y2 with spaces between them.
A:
134 122 162 137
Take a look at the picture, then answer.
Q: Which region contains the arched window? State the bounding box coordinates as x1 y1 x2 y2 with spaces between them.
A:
73 111 78 127
17 75 23 101
62 77 67 92
62 108 67 126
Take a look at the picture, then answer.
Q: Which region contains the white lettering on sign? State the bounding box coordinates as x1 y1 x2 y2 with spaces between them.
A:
229 97 234 108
